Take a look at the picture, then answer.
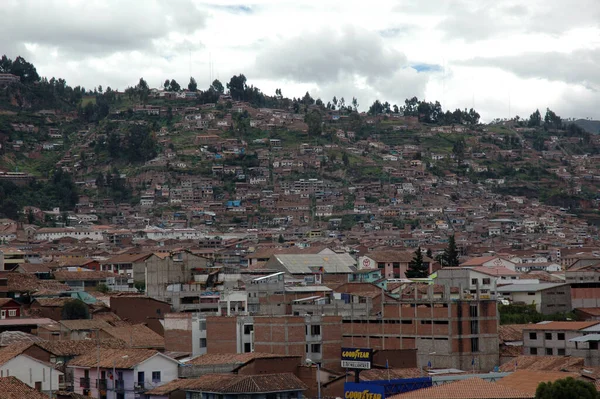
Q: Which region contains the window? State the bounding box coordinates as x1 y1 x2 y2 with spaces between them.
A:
152 371 161 383
482 278 491 285
530 347 538 355
377 263 385 269
557 333 565 341
7 310 15 317
470 338 479 353
471 279 478 285
545 333 552 340
557 348 565 356
529 332 537 340
199 320 207 331
545 348 553 355
311 344 321 353
200 338 207 348
244 324 253 334
311 325 321 335
527 292 535 296
591 342 599 350
244 342 252 353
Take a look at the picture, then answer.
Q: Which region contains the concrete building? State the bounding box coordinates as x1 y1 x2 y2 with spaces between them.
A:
496 283 571 314
522 321 600 365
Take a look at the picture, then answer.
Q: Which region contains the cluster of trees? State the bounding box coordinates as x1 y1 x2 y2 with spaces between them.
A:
405 235 461 278
0 55 40 83
0 170 79 220
399 97 480 125
535 378 598 399
106 124 157 163
499 303 575 325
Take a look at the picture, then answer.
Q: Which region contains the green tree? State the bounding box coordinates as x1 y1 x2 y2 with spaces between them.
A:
528 109 542 127
61 299 90 320
227 74 247 100
426 248 433 258
342 152 350 167
278 234 285 243
188 76 198 91
211 79 224 94
452 137 466 165
163 79 171 91
125 124 157 163
535 377 597 399
442 235 460 266
352 97 359 112
406 247 428 278
305 110 322 137
170 79 180 92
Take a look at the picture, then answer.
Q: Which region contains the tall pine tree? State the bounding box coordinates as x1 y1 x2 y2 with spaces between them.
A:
442 235 460 266
406 247 428 278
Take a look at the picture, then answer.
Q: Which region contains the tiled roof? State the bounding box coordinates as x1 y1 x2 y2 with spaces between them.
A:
367 250 414 263
156 373 307 394
102 324 165 349
499 356 584 372
499 325 528 342
523 321 600 331
461 256 504 266
576 307 600 317
0 342 37 364
68 348 168 368
37 339 128 356
0 331 44 347
53 270 115 281
33 297 74 307
6 273 70 293
471 266 520 276
360 368 424 380
186 352 291 366
0 376 50 399
389 377 532 399
497 370 579 396
103 252 152 264
15 263 53 273
59 319 112 331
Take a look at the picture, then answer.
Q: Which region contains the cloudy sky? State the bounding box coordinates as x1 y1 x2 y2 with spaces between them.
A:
3 0 600 121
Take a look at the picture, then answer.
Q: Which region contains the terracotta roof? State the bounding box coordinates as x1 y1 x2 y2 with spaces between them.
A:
186 352 290 366
15 263 53 273
367 250 414 263
0 342 40 365
151 373 307 394
60 319 112 331
0 376 50 399
102 324 165 349
499 325 528 343
53 270 115 281
0 331 44 347
524 321 600 331
499 356 584 372
576 308 600 317
389 377 532 399
68 348 172 368
33 298 75 307
37 339 128 356
497 370 579 396
360 368 424 380
103 253 152 264
6 273 69 293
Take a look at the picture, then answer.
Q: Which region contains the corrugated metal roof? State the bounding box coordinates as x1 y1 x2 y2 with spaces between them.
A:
273 254 355 274
570 334 600 342
497 283 568 292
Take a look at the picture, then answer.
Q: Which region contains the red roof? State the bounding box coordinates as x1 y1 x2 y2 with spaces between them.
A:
389 377 532 398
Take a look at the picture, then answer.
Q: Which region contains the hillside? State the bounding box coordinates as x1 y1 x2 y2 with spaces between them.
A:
1 55 600 232
573 119 600 134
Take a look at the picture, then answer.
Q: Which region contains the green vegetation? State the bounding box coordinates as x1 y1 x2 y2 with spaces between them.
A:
535 377 598 399
61 299 90 320
406 247 428 278
499 304 576 325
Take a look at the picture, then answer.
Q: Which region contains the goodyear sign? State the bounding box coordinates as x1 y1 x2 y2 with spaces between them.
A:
341 347 373 369
344 383 384 399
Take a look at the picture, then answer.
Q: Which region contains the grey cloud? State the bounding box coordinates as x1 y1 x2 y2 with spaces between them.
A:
0 0 207 56
459 49 600 90
253 26 408 84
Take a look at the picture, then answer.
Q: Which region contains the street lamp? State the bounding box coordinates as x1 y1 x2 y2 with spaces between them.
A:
306 358 321 399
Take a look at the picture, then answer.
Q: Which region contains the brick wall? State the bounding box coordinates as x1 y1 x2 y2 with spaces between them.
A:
206 316 238 354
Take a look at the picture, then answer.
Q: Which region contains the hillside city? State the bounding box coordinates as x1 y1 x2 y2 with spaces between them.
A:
1 55 600 398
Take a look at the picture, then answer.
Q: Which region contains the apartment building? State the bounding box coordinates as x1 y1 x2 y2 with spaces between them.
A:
522 321 600 365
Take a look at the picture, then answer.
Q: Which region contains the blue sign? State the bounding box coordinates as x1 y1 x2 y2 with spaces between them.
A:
344 383 385 399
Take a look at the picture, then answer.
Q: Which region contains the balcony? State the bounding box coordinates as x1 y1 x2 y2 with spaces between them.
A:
79 378 90 388
96 379 107 390
114 380 125 392
134 382 146 391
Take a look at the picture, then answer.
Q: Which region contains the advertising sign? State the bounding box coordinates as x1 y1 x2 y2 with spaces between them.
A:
344 382 385 399
341 348 373 370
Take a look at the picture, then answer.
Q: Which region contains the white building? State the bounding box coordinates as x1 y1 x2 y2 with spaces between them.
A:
0 353 62 392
